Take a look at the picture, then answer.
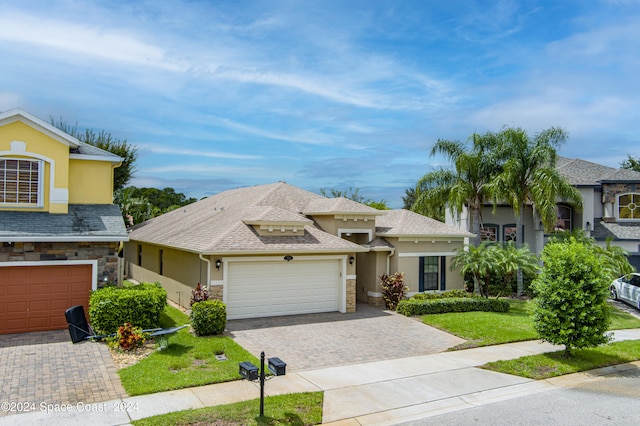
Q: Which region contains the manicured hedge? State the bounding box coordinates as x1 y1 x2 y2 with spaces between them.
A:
409 289 471 300
89 282 167 334
397 297 510 316
190 300 227 336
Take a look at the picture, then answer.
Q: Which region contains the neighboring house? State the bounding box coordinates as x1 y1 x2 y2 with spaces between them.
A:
447 156 640 269
0 108 128 334
125 182 473 319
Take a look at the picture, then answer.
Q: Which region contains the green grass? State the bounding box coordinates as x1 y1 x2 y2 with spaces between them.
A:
421 299 640 350
481 339 640 379
118 304 259 396
132 392 324 426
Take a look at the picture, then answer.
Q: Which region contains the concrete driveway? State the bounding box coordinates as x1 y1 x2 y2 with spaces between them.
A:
0 330 126 418
226 304 465 371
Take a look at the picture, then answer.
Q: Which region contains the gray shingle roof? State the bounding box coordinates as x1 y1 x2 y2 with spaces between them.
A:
557 157 640 186
0 204 128 241
375 209 475 238
592 220 640 242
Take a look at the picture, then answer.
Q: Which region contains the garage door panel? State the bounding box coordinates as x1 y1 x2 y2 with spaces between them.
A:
0 264 92 334
227 259 341 319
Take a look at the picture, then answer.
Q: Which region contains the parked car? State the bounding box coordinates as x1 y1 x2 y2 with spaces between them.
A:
610 273 640 310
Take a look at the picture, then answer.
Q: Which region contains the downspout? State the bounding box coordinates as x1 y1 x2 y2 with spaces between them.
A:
199 253 211 291
386 248 395 275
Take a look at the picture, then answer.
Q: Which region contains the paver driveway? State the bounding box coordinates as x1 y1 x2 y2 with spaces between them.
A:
226 304 465 372
0 330 126 417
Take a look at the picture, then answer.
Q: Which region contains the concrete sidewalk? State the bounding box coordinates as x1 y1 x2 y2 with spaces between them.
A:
3 328 640 426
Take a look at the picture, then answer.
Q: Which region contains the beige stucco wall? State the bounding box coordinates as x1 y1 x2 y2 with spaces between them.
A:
313 216 376 237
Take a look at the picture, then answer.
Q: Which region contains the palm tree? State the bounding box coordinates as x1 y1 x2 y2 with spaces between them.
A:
490 126 583 294
494 242 540 296
451 242 498 296
414 132 502 246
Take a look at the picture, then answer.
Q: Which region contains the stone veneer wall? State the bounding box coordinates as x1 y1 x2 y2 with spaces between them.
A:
209 284 223 301
0 241 120 286
602 183 637 204
346 278 356 312
367 294 384 307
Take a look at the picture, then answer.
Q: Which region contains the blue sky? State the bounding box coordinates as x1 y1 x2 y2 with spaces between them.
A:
2 0 639 207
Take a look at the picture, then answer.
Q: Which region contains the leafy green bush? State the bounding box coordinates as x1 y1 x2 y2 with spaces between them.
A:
397 297 510 316
190 300 227 336
532 238 612 355
410 289 471 300
89 282 167 334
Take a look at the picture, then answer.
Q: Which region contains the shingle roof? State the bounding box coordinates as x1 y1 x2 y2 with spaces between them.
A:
557 157 640 186
303 197 383 215
128 182 367 254
375 209 475 238
0 204 128 241
592 220 640 241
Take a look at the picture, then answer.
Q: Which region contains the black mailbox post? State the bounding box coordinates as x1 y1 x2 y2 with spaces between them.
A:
239 351 286 417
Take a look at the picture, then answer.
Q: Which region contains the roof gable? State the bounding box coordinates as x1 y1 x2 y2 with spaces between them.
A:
376 209 474 238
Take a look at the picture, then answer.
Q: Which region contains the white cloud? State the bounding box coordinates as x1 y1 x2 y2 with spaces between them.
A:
0 11 186 71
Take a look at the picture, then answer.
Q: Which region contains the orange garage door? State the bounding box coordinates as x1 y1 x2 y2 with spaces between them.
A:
0 264 92 334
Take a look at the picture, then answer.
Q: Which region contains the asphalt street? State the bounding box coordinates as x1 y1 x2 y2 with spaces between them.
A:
397 365 640 425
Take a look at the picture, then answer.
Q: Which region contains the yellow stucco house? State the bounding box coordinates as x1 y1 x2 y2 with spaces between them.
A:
0 108 128 334
126 182 473 319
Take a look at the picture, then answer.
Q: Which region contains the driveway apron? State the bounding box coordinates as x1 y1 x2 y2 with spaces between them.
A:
226 304 465 371
0 330 126 417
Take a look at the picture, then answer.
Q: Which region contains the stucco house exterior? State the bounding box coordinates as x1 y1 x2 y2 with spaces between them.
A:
0 108 128 334
125 181 473 319
447 156 640 269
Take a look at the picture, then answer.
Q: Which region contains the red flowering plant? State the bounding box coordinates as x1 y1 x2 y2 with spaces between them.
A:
107 322 147 351
380 272 408 311
190 282 209 306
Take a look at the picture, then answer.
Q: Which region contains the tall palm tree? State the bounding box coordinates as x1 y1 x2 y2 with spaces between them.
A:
451 242 498 296
414 132 502 246
490 126 583 294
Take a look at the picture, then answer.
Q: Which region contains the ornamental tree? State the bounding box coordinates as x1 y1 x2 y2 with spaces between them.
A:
532 237 612 356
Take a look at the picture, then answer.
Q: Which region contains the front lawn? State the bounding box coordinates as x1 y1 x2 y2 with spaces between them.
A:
421 299 640 350
481 339 640 379
118 304 259 396
132 392 324 426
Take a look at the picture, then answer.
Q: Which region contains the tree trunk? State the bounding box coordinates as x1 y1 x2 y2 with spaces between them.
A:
471 208 482 247
516 207 524 295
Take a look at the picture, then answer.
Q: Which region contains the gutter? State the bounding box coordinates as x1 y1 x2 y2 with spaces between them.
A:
386 248 395 275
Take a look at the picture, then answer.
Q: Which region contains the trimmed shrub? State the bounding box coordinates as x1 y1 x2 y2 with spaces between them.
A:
89 282 167 334
410 289 471 300
397 297 510 316
190 300 227 336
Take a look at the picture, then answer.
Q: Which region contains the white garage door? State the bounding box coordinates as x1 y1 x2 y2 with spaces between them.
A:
226 258 342 319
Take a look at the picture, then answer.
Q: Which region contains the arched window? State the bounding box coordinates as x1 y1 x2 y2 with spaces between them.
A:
617 193 640 220
555 205 572 231
0 158 43 206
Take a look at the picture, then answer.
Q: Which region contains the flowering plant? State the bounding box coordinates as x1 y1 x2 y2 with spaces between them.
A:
380 272 408 311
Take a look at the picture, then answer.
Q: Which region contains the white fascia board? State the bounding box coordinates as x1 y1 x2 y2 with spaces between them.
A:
398 251 457 257
69 153 124 163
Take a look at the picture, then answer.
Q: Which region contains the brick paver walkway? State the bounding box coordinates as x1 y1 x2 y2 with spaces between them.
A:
226 304 465 371
0 330 126 417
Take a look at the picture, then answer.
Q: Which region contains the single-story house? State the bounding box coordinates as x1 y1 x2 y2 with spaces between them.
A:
0 108 128 334
125 181 474 319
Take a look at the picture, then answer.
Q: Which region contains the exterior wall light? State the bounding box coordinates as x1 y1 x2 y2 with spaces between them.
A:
586 221 591 231
284 255 293 261
349 256 355 265
215 259 222 269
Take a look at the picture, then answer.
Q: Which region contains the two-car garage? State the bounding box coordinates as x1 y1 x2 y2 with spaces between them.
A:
224 257 345 320
0 263 94 335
